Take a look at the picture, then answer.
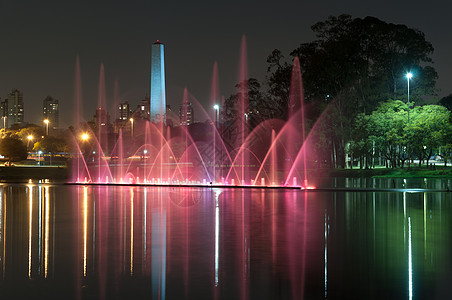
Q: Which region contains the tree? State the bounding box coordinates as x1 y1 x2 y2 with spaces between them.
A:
348 100 409 168
15 125 45 149
266 50 292 119
266 15 437 167
290 15 437 107
223 78 267 124
222 78 269 148
440 144 452 167
406 105 452 166
350 100 452 168
0 137 28 165
33 136 70 154
349 113 374 169
439 94 452 111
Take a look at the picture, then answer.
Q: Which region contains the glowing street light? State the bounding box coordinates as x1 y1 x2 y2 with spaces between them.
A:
81 133 89 141
213 104 220 184
130 118 134 137
27 135 34 149
406 72 413 123
38 150 43 166
213 105 220 126
43 119 50 135
80 133 90 157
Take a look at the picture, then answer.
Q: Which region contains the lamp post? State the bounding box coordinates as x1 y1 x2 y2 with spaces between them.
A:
129 118 134 137
80 133 89 156
44 119 49 135
27 135 33 149
38 150 42 166
213 104 220 184
77 133 89 180
214 105 220 124
406 72 413 123
2 116 6 129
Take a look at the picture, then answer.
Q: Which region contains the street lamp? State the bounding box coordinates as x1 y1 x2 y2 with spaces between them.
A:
80 133 90 157
406 72 413 123
38 150 43 166
44 119 50 135
213 104 220 184
129 118 134 137
77 133 90 180
27 135 34 149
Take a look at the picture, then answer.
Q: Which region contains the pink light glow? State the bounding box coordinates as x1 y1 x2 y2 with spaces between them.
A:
70 36 314 190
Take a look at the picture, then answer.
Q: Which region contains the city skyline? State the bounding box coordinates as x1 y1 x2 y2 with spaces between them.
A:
1 1 451 128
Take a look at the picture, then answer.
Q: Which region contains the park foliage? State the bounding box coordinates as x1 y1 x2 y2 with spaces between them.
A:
224 14 451 168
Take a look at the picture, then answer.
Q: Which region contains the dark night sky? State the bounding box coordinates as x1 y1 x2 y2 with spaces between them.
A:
1 0 451 127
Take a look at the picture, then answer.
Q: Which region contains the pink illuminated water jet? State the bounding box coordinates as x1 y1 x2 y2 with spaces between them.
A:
70 39 315 190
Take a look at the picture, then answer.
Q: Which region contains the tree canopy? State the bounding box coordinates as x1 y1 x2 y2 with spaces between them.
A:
349 100 452 168
260 15 439 167
33 136 70 154
0 137 28 164
287 15 437 109
222 14 446 168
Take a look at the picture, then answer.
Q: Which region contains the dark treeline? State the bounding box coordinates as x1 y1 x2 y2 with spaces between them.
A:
223 14 452 168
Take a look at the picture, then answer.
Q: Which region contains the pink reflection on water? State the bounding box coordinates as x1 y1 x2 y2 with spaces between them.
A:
5 184 332 298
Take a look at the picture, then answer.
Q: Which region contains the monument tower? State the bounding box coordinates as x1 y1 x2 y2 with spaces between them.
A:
150 40 166 123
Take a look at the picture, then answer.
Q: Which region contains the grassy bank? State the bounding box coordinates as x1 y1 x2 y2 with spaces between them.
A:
325 167 452 178
0 166 69 182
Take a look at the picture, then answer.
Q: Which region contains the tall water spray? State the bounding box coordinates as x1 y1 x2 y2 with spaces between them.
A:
71 40 313 189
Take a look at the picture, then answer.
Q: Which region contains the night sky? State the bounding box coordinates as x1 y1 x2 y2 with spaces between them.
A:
1 0 451 127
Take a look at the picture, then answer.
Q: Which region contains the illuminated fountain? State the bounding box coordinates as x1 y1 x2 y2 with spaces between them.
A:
70 39 314 189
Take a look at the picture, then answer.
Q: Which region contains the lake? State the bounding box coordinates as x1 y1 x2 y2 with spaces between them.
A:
0 179 451 299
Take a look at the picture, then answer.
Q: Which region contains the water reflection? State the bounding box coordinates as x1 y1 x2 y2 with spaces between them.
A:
5 184 56 280
0 182 450 299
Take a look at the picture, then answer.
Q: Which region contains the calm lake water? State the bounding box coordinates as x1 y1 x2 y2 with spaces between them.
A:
0 179 451 299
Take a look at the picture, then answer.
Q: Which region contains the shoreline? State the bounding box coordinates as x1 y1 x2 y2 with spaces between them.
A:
0 166 69 182
323 166 452 178
0 166 450 182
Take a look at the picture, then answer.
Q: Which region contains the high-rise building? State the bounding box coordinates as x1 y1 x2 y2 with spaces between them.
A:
7 89 24 126
118 101 130 120
134 98 150 120
150 41 166 123
95 107 110 127
0 98 7 128
43 96 59 129
179 100 194 126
